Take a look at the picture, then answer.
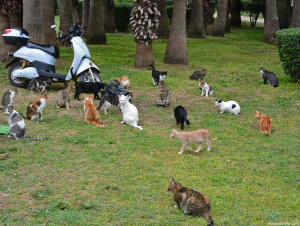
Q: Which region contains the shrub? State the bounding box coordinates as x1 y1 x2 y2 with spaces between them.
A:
276 28 300 81
114 5 133 32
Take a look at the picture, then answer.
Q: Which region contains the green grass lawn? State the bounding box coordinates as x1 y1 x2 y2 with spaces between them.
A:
0 27 299 225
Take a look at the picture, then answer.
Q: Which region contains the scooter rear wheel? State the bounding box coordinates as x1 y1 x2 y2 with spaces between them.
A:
8 62 29 88
78 69 102 83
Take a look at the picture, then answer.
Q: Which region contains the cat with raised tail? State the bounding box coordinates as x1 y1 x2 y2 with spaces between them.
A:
118 95 143 130
150 64 167 86
166 178 214 226
1 87 18 109
170 128 217 154
4 105 48 140
174 105 190 130
21 93 48 121
255 111 272 135
84 94 107 128
215 99 240 115
258 67 279 87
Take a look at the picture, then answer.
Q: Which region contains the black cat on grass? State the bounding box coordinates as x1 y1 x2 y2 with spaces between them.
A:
174 105 190 130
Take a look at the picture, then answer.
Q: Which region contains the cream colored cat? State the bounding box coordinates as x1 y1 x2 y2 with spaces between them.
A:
170 129 217 154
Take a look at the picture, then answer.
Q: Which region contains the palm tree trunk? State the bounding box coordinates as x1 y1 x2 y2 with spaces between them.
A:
42 0 56 45
212 0 228 37
164 0 188 65
230 0 241 27
203 0 214 36
103 0 115 33
0 8 11 62
277 0 292 29
188 0 206 38
291 0 300 27
82 0 90 38
264 0 280 44
72 0 82 24
155 0 169 39
134 41 154 68
59 0 73 34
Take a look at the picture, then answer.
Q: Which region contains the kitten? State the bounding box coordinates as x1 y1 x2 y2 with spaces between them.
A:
97 92 132 114
199 80 213 97
118 95 143 130
84 94 107 128
4 105 48 140
174 105 190 130
215 99 240 115
166 178 214 226
258 67 279 87
189 68 207 81
1 87 18 109
170 128 217 154
28 78 51 93
116 76 130 89
150 64 167 86
255 111 272 135
55 83 75 109
157 82 170 107
74 81 105 100
21 93 48 121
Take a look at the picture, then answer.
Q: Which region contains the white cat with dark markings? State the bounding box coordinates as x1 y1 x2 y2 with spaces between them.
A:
215 99 240 115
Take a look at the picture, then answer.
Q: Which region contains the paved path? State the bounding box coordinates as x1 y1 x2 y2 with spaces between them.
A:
214 14 264 24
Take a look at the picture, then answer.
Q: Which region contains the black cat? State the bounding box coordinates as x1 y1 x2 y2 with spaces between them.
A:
150 64 167 86
174 105 190 130
74 81 105 100
258 67 279 87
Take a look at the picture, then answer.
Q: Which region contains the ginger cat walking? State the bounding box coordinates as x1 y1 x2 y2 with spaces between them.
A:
84 94 106 128
255 111 272 135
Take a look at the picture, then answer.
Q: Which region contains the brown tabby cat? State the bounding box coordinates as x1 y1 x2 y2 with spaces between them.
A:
55 83 75 109
21 93 48 121
255 111 272 135
167 178 214 226
84 94 107 128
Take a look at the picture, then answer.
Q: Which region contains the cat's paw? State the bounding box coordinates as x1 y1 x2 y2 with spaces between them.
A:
174 204 179 208
121 121 125 124
178 152 183 154
220 111 224 114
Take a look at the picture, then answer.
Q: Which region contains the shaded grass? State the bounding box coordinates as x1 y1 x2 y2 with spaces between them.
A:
0 27 299 225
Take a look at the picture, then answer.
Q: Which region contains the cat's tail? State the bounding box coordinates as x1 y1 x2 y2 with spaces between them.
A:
21 137 48 141
185 118 190 125
20 113 27 119
91 121 107 128
149 64 155 70
209 137 217 142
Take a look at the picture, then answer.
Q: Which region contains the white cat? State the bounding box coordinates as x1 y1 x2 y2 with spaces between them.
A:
215 99 240 115
118 95 143 130
199 81 213 97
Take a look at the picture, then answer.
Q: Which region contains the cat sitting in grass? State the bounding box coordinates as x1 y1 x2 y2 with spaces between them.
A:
258 67 279 87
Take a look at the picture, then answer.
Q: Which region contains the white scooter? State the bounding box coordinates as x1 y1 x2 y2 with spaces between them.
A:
2 22 101 88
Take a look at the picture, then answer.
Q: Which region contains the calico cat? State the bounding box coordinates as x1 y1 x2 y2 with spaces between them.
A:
174 105 190 130
55 83 75 109
258 67 279 87
97 92 132 114
166 178 214 226
215 99 240 115
1 87 18 109
84 94 107 128
116 76 130 89
150 64 167 86
21 93 48 121
119 95 143 130
199 81 213 97
28 78 51 93
255 111 272 135
74 81 105 100
4 105 48 140
157 82 170 107
170 128 217 154
189 68 207 81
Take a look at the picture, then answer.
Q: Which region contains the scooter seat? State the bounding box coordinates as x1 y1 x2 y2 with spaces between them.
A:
26 41 59 59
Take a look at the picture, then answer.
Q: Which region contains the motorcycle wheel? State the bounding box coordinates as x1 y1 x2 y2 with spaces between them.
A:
78 69 102 83
8 62 29 88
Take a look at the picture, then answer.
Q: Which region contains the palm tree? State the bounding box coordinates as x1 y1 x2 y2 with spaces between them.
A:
86 0 106 44
203 0 214 35
72 0 82 24
212 0 228 37
103 0 115 33
41 0 56 45
155 0 169 39
188 0 206 38
291 0 300 27
230 0 241 27
164 0 188 65
264 0 280 44
277 0 292 29
0 5 10 62
60 0 73 34
82 0 90 38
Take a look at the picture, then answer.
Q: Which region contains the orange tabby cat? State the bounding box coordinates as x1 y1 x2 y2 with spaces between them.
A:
84 94 106 128
255 111 272 135
115 76 130 89
21 93 48 120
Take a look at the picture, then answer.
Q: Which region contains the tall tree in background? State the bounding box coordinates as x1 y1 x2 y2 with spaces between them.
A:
212 0 228 37
164 0 188 65
82 0 90 37
72 0 82 24
59 0 73 34
188 0 206 38
264 0 280 44
230 0 241 27
130 0 160 68
203 0 214 35
41 0 56 45
155 0 169 39
277 0 292 29
103 0 115 33
291 0 300 27
86 0 106 44
0 2 11 61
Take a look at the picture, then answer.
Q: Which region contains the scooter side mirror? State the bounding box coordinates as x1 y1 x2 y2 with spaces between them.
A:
51 24 57 29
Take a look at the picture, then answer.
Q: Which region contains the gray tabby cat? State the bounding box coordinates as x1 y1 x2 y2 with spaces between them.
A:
157 82 170 107
1 87 18 109
54 83 75 109
4 105 48 140
258 67 279 87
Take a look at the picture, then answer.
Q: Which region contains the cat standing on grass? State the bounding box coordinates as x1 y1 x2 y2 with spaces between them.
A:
21 93 48 121
199 80 213 97
167 178 214 226
119 95 143 130
170 128 217 154
84 94 107 128
215 99 240 115
150 64 167 86
174 105 190 130
157 82 170 107
1 87 18 109
255 111 272 135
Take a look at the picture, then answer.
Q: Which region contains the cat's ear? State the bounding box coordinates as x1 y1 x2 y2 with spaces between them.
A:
171 177 175 181
118 95 121 99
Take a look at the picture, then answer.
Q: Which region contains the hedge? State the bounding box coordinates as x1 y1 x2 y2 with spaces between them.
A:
276 28 300 81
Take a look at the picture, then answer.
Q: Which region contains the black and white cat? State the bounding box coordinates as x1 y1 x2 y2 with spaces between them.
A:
199 80 213 97
174 105 190 130
1 87 18 109
258 67 279 87
150 64 167 86
97 92 133 114
215 99 240 115
28 78 51 93
4 105 48 140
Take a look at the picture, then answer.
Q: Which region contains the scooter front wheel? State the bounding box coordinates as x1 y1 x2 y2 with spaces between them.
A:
78 69 102 83
8 62 29 88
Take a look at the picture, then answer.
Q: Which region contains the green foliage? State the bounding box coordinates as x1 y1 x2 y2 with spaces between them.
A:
114 5 132 32
31 189 51 200
241 0 264 27
276 28 300 81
